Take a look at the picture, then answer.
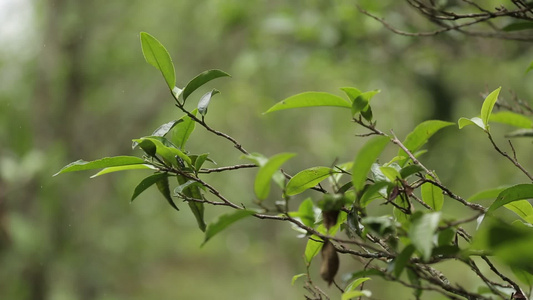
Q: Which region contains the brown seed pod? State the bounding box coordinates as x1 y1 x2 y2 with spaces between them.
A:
322 210 340 230
320 240 339 286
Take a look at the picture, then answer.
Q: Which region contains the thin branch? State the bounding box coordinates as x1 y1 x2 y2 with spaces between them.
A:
198 164 257 173
487 132 533 182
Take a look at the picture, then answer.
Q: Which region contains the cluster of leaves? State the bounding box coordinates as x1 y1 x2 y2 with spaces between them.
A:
55 32 533 299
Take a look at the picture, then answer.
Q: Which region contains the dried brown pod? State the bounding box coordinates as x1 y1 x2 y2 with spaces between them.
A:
320 240 339 286
322 210 340 230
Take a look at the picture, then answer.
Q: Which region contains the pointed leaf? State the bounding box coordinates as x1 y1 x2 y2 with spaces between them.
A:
182 69 231 101
341 290 372 300
172 109 198 149
90 164 157 178
156 175 180 211
409 212 441 261
458 117 485 130
131 173 168 201
177 175 206 231
54 156 146 176
490 111 533 129
345 277 371 292
240 152 268 167
198 89 220 116
480 87 501 131
140 32 175 89
502 22 533 31
286 166 333 196
350 90 380 116
488 184 533 213
305 235 323 263
291 273 307 286
393 245 415 277
504 200 533 224
265 92 351 113
398 120 454 165
421 174 444 211
467 186 510 202
202 210 255 246
193 153 210 171
255 153 296 200
132 120 182 149
399 164 424 179
340 87 362 103
379 166 401 182
352 136 390 192
360 181 393 208
133 137 191 166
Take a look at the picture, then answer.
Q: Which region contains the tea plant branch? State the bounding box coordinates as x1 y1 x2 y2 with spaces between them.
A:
423 178 487 212
198 164 257 173
487 132 533 182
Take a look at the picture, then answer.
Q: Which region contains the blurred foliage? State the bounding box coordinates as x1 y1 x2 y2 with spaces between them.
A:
0 0 532 299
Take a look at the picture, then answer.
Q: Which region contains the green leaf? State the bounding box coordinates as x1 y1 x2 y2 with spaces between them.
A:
198 89 220 116
304 235 323 263
131 173 168 202
341 290 372 300
480 87 501 132
296 198 316 228
156 175 180 212
345 277 371 292
255 153 296 200
54 156 146 176
421 174 444 211
176 175 206 231
132 120 182 149
286 166 333 196
340 87 361 103
202 210 255 246
527 61 533 74
458 117 485 130
172 109 198 149
398 120 454 165
350 90 380 117
379 166 401 182
352 136 390 192
359 181 392 208
265 92 351 113
490 111 533 129
488 184 533 213
409 212 441 261
90 164 157 178
506 129 533 138
240 152 268 167
133 137 192 166
193 153 210 171
140 32 175 89
511 267 533 287
504 200 533 224
291 273 307 286
467 186 510 202
393 244 415 277
399 164 424 179
182 69 231 101
502 22 533 31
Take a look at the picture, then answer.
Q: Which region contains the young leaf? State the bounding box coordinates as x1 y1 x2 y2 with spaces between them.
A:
172 109 198 149
399 164 424 179
350 90 380 117
90 164 157 178
480 87 502 132
202 210 255 246
254 153 296 200
409 212 441 261
156 175 180 211
345 277 371 292
398 120 454 165
458 117 485 130
132 120 182 149
352 136 390 193
131 173 168 202
341 290 371 300
198 89 220 116
291 273 307 286
265 92 351 114
240 152 268 167
193 153 210 171
54 156 146 176
182 69 231 101
304 235 323 263
393 245 415 277
489 111 533 129
286 166 333 196
140 32 176 89
421 175 444 211
488 184 533 213
379 166 401 182
340 87 362 103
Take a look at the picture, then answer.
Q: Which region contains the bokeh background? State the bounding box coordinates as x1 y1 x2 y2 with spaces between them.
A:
1 0 532 299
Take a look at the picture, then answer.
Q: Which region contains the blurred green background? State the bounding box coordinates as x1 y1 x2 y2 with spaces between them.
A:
1 0 532 299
